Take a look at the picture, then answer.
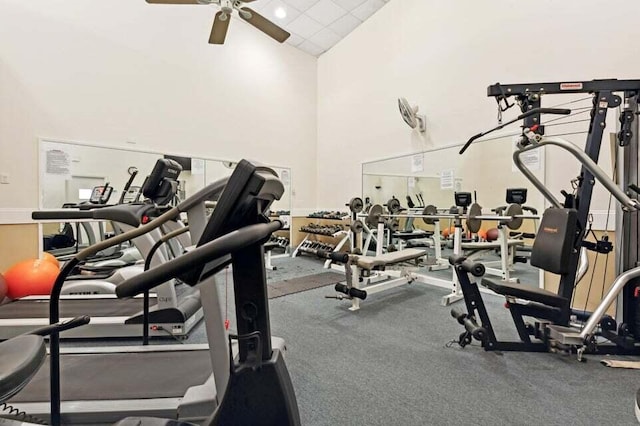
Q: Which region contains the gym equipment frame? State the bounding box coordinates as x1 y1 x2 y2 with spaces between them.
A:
454 79 640 358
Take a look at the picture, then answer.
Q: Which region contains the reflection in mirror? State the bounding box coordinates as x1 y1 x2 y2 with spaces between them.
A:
361 135 545 289
38 139 293 256
39 140 206 208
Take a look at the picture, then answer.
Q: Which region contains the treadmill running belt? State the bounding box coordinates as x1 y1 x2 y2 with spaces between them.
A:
10 350 212 402
0 298 153 319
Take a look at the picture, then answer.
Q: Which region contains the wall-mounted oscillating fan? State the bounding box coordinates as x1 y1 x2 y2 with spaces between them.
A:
398 97 426 133
146 0 290 45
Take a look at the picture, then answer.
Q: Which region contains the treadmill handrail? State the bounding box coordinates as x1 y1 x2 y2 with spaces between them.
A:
32 210 95 221
176 178 227 212
116 220 283 298
513 135 640 211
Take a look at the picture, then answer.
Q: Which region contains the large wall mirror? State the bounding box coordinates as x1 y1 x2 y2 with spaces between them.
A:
361 134 546 288
362 135 545 214
38 139 292 253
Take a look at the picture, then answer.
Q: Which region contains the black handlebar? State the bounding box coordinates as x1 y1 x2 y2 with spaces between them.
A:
459 107 572 155
448 255 485 277
32 210 95 220
116 221 283 298
29 315 91 337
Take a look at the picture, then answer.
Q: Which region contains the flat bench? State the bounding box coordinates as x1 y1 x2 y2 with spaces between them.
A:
356 248 426 271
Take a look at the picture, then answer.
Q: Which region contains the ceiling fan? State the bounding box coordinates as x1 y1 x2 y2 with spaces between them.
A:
146 0 290 45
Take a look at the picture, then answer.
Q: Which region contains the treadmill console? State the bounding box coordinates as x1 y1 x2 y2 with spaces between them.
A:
142 159 182 205
89 184 113 204
181 160 284 285
506 188 527 205
455 192 472 208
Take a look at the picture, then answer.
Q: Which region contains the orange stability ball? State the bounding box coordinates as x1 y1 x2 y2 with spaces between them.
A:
442 226 456 238
4 259 59 299
0 273 7 303
477 229 488 240
41 252 60 269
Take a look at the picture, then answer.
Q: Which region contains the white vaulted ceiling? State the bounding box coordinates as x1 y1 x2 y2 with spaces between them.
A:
251 0 391 57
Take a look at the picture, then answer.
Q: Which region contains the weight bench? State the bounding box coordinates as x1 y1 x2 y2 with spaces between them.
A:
392 230 433 250
331 248 427 311
462 235 524 282
450 208 578 352
264 242 279 270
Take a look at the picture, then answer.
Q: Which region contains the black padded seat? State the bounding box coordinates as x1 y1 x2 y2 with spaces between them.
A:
481 278 569 308
93 204 155 227
0 335 46 402
392 230 433 240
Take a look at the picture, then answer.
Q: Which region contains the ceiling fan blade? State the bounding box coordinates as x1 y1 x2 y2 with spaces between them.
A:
146 0 201 4
209 11 231 44
239 7 290 43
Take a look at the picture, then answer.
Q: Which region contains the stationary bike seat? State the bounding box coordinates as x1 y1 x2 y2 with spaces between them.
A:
0 335 46 402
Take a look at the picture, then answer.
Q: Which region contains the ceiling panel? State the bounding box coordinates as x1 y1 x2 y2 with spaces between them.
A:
328 13 361 37
255 0 391 57
306 0 348 26
351 0 388 20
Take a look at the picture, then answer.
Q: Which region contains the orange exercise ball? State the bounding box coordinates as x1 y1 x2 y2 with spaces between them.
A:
0 273 7 304
477 229 488 240
486 228 499 242
41 252 60 269
442 226 456 238
4 259 59 299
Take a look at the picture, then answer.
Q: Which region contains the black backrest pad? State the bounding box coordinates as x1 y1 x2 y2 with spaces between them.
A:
180 160 284 285
531 208 579 274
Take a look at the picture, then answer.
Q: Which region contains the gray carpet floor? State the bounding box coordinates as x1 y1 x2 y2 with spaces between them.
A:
63 255 640 425
191 256 640 425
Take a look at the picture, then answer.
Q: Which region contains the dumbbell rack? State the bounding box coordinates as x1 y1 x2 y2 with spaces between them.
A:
266 213 291 270
292 216 351 268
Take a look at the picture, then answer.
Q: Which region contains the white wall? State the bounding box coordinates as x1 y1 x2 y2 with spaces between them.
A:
0 0 317 211
317 0 640 216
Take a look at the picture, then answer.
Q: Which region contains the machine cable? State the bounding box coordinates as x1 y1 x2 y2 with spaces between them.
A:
0 402 47 424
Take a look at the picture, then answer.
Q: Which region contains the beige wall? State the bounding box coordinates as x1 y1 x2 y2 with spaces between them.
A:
0 225 39 272
0 0 317 211
317 0 636 214
545 231 617 314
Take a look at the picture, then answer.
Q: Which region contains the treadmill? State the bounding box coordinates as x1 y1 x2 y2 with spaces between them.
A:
8 160 292 425
0 159 207 340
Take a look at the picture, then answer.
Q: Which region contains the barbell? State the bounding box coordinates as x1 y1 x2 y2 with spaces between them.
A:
363 203 536 233
363 204 401 231
348 197 364 214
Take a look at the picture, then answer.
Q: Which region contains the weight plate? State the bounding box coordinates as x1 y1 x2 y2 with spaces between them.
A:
366 204 384 228
386 218 399 232
466 203 483 234
349 197 364 213
421 205 438 225
505 203 524 230
350 219 364 234
387 198 401 214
